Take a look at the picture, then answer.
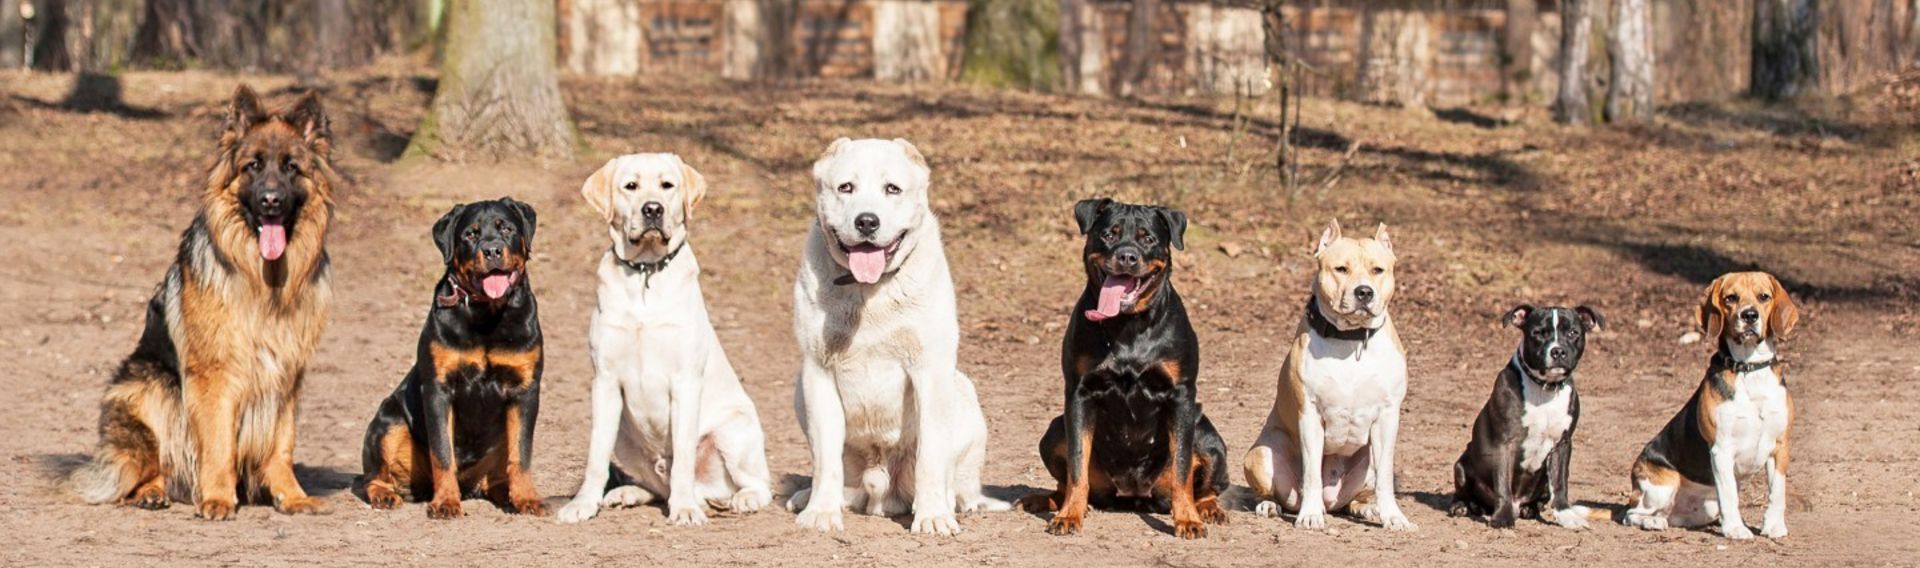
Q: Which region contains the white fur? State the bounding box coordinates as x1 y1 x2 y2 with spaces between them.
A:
558 154 772 526
1707 339 1790 539
786 139 1008 536
1516 357 1575 472
1290 327 1414 530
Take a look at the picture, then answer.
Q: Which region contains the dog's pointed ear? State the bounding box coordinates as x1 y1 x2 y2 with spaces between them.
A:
677 156 708 216
1698 274 1729 345
1313 218 1342 257
1574 305 1605 331
813 137 852 182
1073 198 1112 235
1373 222 1393 255
222 85 268 149
281 91 331 157
1505 304 1535 329
1765 273 1799 339
580 158 617 221
1157 208 1188 250
503 197 536 253
432 204 469 264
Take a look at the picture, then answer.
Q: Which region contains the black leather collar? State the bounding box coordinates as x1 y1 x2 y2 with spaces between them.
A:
1510 352 1567 390
1715 350 1776 374
616 242 683 289
1305 298 1377 342
435 274 470 308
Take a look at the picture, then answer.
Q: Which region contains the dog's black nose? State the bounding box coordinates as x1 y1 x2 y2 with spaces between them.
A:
1549 346 1567 361
641 202 664 221
1114 249 1142 270
258 191 284 215
1354 285 1375 304
482 244 504 260
855 213 880 236
1740 308 1760 322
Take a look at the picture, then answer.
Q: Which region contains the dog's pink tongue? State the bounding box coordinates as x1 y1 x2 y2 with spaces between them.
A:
1085 275 1134 322
846 244 887 284
258 223 286 261
481 273 512 299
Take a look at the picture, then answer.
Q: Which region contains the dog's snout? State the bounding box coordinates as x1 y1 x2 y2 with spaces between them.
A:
1354 285 1375 304
1739 307 1760 322
641 201 665 221
482 243 505 261
1114 249 1143 271
257 190 286 215
1549 345 1568 361
854 213 880 236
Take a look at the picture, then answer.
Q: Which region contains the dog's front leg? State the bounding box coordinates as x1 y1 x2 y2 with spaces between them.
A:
1760 456 1788 538
186 369 240 521
501 383 547 516
907 361 962 536
1709 441 1752 539
1049 387 1094 536
794 358 847 532
1294 403 1328 529
558 366 625 523
666 355 710 526
1164 390 1204 539
422 379 463 520
1366 405 1416 530
263 390 326 515
1547 439 1588 529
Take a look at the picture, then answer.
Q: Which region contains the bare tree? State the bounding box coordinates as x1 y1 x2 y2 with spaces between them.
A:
1117 0 1156 96
1552 0 1593 124
406 0 577 162
1499 0 1536 102
1 0 23 68
1751 0 1819 100
1057 0 1103 94
1354 3 1430 109
1606 0 1654 122
30 0 141 71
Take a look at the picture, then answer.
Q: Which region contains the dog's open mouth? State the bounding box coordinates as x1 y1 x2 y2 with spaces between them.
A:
257 215 288 261
477 269 521 301
1086 269 1159 322
834 230 906 285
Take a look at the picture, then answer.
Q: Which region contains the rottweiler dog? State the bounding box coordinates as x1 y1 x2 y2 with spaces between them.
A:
355 198 548 519
1020 198 1230 539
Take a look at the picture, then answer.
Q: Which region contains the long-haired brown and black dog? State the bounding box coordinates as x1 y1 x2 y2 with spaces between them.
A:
71 85 337 520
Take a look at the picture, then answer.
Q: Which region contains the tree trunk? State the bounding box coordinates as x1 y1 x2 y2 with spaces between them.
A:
1606 0 1653 122
29 0 140 71
567 0 643 76
1 0 23 68
1552 0 1593 124
875 0 945 82
1117 0 1155 96
1354 5 1430 109
1751 0 1819 100
406 0 577 162
1500 0 1536 102
957 0 1058 88
1058 0 1104 94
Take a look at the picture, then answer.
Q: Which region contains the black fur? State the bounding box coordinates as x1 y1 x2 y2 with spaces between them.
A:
1450 305 1601 527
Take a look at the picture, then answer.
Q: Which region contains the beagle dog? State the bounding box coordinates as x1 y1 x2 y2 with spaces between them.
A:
1625 272 1800 539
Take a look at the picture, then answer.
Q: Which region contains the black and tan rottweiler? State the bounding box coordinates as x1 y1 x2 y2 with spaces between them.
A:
1020 198 1230 539
355 198 548 519
72 85 337 520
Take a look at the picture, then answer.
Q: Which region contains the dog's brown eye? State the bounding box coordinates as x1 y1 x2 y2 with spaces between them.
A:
1371 267 1385 275
1757 293 1772 302
885 183 901 195
837 182 854 194
244 158 262 172
623 181 638 191
662 181 675 190
1335 266 1350 274
282 158 299 175
1724 293 1740 305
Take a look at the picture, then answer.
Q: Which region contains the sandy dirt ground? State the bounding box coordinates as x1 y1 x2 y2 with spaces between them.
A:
2 67 1918 566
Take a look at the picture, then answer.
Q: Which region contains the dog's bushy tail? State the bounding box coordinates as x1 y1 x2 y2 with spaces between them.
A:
72 361 179 505
71 450 139 504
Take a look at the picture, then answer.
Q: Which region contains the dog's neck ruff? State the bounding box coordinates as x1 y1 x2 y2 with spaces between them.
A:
615 241 684 289
1306 298 1377 342
1715 349 1776 375
1511 351 1567 390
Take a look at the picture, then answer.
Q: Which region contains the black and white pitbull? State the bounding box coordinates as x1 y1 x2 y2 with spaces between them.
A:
1450 305 1603 529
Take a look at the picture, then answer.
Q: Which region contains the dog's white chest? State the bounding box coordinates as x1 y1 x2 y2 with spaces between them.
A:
1518 379 1574 472
1300 333 1406 456
1715 369 1791 475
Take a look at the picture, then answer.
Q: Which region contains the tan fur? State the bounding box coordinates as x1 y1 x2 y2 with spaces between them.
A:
1694 371 1728 443
1630 459 1683 493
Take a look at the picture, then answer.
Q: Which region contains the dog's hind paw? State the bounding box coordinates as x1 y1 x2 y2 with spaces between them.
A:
1552 507 1592 530
1017 493 1060 514
730 488 772 513
602 485 654 508
961 496 1011 514
275 496 330 516
557 499 599 523
124 486 170 510
1253 500 1282 518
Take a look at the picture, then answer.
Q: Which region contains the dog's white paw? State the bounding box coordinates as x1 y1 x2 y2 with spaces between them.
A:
1294 507 1327 530
1722 522 1755 540
961 497 1011 514
730 488 772 513
1553 507 1592 530
667 504 709 527
1377 510 1417 532
1254 500 1281 518
556 499 599 523
795 507 844 532
1627 513 1668 531
1760 519 1788 539
911 511 962 536
602 486 652 508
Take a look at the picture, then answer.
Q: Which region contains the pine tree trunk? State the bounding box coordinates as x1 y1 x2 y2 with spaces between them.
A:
1552 0 1593 124
1 0 23 68
1355 6 1430 109
1500 0 1536 102
1118 0 1156 96
1751 0 1819 100
1606 0 1653 122
1058 0 1104 94
407 0 577 162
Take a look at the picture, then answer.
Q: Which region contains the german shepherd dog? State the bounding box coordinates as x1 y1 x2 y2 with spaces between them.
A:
356 198 547 519
71 85 337 520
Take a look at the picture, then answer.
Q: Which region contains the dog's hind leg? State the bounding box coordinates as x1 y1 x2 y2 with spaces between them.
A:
710 411 773 513
75 379 171 509
954 412 1010 514
1243 425 1301 518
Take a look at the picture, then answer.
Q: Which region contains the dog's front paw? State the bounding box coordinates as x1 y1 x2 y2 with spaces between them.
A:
512 496 549 517
911 511 961 536
1722 522 1755 540
556 499 599 523
795 507 844 532
1254 500 1281 518
276 496 330 515
667 504 709 526
1760 519 1788 539
1293 507 1327 530
731 488 772 513
1046 512 1084 536
1173 516 1208 539
195 497 237 521
426 497 462 520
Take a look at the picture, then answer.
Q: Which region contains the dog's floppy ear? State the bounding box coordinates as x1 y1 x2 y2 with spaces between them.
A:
893 138 927 169
502 197 537 253
281 91 332 158
580 158 617 221
1157 207 1188 250
1373 222 1393 255
677 156 708 216
1574 305 1605 331
1505 304 1535 329
432 204 469 264
1765 273 1799 339
813 137 852 182
1313 218 1343 257
1698 274 1729 344
1073 198 1112 235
